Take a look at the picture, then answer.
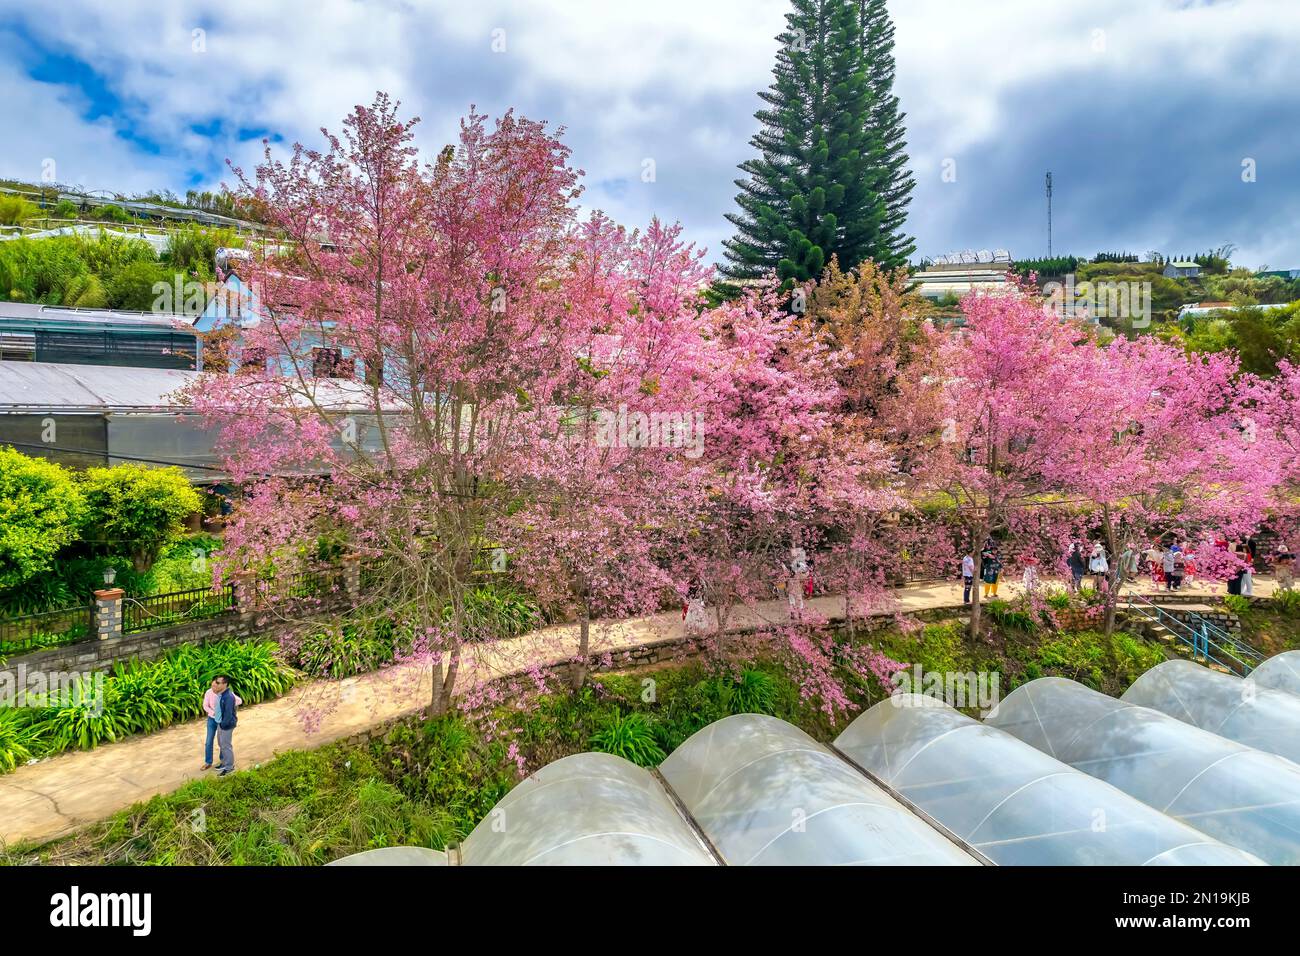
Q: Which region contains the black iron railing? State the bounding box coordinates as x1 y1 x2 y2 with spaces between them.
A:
0 604 94 656
122 583 236 634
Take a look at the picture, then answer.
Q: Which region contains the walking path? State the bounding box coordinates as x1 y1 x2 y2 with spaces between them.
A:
0 576 1275 848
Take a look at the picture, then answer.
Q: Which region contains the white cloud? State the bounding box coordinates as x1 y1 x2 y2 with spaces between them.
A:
1 0 1297 266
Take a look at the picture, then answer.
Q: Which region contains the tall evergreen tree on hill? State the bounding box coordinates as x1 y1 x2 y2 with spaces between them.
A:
722 0 915 283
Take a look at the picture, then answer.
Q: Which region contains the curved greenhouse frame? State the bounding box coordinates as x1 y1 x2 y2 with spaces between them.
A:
327 847 449 866
659 714 978 865
834 695 1262 866
459 752 716 865
1121 659 1300 764
1251 650 1300 699
987 677 1300 865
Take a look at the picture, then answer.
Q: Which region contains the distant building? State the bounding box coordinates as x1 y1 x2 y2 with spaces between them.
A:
1163 261 1202 278
1257 269 1300 281
0 301 201 370
1178 301 1295 319
911 261 1010 301
0 361 395 480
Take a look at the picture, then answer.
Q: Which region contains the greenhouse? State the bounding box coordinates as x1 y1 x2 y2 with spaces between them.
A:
1121 659 1300 764
987 677 1300 865
1251 650 1300 699
657 714 979 865
458 753 716 865
833 695 1264 866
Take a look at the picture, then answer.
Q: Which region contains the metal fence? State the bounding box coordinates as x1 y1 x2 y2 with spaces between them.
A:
1 560 363 652
122 583 236 635
0 604 93 656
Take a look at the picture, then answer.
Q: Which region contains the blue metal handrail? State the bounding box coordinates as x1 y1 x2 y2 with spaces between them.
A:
1185 611 1264 668
1124 595 1261 677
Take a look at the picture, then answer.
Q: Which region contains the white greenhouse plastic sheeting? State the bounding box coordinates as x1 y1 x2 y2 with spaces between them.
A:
1121 659 1300 764
987 677 1300 865
460 752 716 866
834 695 1263 866
659 714 979 865
1251 650 1300 699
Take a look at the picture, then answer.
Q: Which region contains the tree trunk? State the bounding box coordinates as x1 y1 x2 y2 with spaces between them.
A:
428 652 460 717
572 612 590 691
968 527 986 642
1101 506 1119 638
429 659 446 716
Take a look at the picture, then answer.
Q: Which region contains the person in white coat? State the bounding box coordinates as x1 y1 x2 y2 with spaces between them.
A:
1088 543 1109 591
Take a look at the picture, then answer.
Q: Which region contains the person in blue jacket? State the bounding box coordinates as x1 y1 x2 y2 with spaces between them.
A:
213 675 239 777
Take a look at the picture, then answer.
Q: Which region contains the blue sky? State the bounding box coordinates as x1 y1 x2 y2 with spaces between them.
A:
1 0 1297 269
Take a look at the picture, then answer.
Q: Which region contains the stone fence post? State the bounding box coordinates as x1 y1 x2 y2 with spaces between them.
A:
232 571 258 614
93 588 124 641
343 554 361 602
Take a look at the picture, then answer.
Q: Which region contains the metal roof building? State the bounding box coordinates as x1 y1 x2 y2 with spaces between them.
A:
0 361 395 479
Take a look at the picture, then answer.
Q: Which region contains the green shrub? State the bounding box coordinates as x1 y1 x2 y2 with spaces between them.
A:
79 463 203 572
985 598 1037 633
0 639 293 770
1272 588 1300 617
589 711 666 767
704 668 778 715
0 707 42 771
1223 594 1252 615
294 619 409 679
0 195 38 226
0 447 86 590
1043 589 1072 611
442 585 541 643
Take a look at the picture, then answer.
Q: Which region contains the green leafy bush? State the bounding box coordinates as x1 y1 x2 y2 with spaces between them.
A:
0 707 42 772
293 618 411 680
704 668 778 715
0 448 86 591
984 598 1037 633
1272 588 1300 617
0 195 38 226
79 463 203 572
589 711 666 766
441 585 541 643
1223 594 1252 615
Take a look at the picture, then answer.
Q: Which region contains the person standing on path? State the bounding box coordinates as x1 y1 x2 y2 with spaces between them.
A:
1067 544 1086 592
1277 542 1297 591
1162 546 1178 591
213 675 239 777
201 677 242 770
961 553 975 604
1241 550 1255 597
980 549 1002 599
1089 543 1109 592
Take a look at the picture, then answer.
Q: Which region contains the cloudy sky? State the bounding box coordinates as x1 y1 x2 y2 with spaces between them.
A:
1 0 1297 269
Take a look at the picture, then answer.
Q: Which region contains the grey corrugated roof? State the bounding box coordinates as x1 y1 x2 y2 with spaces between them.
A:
0 301 196 330
0 361 196 408
0 361 406 412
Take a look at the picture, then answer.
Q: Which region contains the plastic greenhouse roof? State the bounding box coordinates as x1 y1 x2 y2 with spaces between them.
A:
459 752 715 866
326 847 447 866
659 714 978 865
1251 650 1300 699
987 677 1300 865
834 695 1263 866
1121 659 1300 764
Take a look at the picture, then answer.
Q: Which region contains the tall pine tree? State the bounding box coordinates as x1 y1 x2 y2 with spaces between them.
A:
722 0 915 282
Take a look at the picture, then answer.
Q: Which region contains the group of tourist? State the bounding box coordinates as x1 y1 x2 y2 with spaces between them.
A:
958 533 1300 603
